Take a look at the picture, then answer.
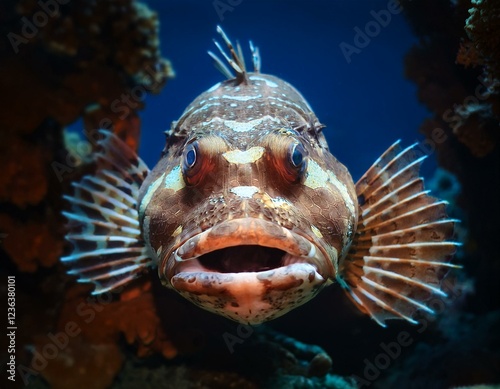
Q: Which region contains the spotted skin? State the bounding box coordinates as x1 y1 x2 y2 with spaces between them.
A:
134 70 360 323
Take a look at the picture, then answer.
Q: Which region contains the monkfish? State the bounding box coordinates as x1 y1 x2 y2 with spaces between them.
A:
62 27 459 326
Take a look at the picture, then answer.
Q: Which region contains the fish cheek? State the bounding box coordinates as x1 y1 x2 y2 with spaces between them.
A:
298 184 354 255
142 173 189 255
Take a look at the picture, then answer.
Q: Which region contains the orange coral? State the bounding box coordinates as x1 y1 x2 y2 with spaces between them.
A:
456 40 480 69
33 336 123 389
30 281 177 388
0 134 50 207
0 214 63 272
0 0 174 387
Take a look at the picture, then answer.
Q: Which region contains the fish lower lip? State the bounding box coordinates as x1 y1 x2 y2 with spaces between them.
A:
172 245 323 277
171 263 325 294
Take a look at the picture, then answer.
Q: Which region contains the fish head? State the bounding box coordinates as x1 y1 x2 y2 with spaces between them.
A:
138 73 358 324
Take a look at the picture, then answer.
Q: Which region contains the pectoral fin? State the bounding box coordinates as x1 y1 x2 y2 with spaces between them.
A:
61 130 152 295
338 141 461 326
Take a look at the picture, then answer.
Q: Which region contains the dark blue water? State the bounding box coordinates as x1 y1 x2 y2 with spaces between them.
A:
138 0 431 180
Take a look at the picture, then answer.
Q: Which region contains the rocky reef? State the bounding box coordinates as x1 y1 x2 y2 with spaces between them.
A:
373 0 500 387
0 0 174 387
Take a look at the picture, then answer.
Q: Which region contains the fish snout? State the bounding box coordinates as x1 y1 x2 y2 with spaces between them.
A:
159 216 334 324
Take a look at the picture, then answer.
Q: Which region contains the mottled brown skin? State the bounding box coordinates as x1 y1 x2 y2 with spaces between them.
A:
137 73 358 323
61 29 459 326
62 36 459 325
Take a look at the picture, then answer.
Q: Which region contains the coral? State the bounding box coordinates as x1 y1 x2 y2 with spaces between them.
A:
427 168 468 252
427 168 462 204
455 0 500 156
402 0 500 158
0 133 51 207
0 0 173 388
390 1 500 386
374 311 500 388
0 214 63 272
33 337 123 389
462 0 500 81
251 330 355 388
0 0 173 271
452 100 499 157
30 282 177 389
111 328 355 389
25 319 356 389
115 362 259 389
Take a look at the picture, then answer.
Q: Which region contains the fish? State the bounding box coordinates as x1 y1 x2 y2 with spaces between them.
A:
61 27 460 326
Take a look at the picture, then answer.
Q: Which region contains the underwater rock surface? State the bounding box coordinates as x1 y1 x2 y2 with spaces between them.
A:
0 0 173 388
375 0 500 387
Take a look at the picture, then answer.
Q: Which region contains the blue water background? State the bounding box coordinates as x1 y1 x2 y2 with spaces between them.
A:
138 0 433 180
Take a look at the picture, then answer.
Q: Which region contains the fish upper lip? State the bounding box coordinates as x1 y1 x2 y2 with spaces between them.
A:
162 218 333 282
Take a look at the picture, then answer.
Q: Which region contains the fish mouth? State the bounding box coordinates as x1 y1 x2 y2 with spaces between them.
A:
162 218 333 324
198 245 297 273
167 218 332 279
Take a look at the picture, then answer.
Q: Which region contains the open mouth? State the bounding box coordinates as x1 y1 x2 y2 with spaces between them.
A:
163 218 332 284
161 218 332 324
198 245 286 273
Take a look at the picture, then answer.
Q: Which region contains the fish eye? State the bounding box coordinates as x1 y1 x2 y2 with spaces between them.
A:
185 145 197 168
280 141 307 183
289 143 304 167
182 141 202 185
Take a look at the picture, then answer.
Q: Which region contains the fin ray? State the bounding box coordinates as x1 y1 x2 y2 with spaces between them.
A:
356 219 457 244
361 276 435 314
339 141 460 326
362 266 447 296
209 26 257 82
62 130 152 294
61 247 145 262
363 256 462 269
356 284 419 324
358 202 449 235
69 254 150 274
361 178 424 218
63 195 139 226
66 234 139 243
84 176 136 206
362 190 432 225
71 182 130 211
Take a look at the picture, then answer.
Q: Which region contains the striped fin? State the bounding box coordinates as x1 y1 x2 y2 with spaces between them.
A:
338 141 461 326
61 130 152 295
